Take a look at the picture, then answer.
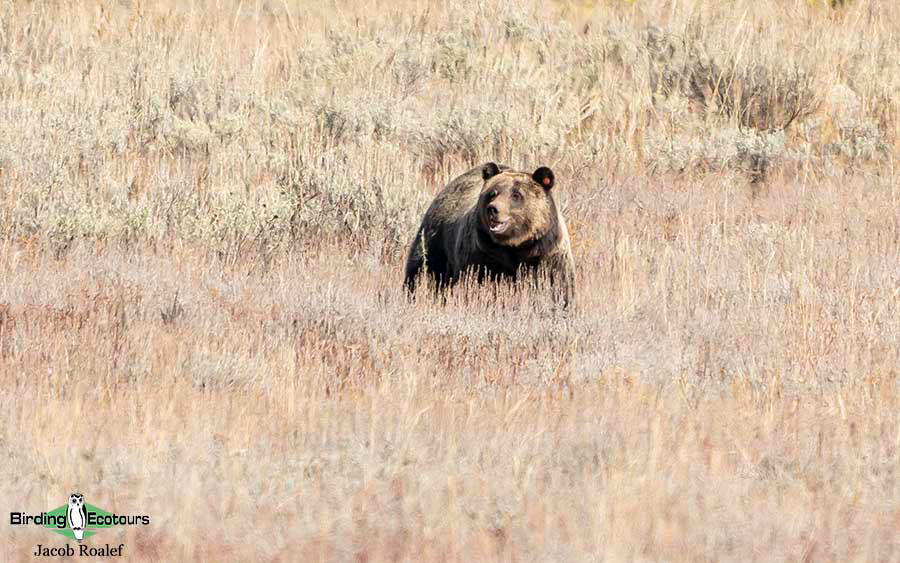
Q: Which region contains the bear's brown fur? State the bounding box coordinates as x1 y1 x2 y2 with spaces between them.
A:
404 162 576 307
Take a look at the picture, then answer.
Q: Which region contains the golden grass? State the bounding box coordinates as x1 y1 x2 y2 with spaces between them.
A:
1 0 899 561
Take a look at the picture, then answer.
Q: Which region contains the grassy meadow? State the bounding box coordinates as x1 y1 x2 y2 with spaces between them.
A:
1 0 899 560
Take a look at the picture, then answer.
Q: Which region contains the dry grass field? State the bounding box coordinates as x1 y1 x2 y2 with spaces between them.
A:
1 0 899 560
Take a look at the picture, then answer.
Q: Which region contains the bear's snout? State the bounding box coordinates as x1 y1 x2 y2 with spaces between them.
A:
487 203 500 218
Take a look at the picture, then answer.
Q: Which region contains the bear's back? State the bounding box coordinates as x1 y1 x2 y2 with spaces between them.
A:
425 163 511 227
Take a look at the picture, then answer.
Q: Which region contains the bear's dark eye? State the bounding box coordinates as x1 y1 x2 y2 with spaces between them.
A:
488 190 498 199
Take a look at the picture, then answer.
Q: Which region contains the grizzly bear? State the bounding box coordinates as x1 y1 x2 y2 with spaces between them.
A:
404 162 576 307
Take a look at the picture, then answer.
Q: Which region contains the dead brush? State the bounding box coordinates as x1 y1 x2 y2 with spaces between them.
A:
648 25 819 133
277 155 414 256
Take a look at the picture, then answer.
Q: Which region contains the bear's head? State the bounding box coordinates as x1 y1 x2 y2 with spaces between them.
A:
478 162 557 247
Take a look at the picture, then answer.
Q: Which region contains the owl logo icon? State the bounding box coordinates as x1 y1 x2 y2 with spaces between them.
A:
66 493 86 541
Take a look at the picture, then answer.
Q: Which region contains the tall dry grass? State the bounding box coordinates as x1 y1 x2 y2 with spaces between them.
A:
1 0 899 561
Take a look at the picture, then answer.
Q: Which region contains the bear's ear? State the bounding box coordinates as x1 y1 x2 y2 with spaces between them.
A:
532 167 555 190
482 162 501 181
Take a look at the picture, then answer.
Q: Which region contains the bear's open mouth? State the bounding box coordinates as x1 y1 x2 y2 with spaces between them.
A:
488 220 509 234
